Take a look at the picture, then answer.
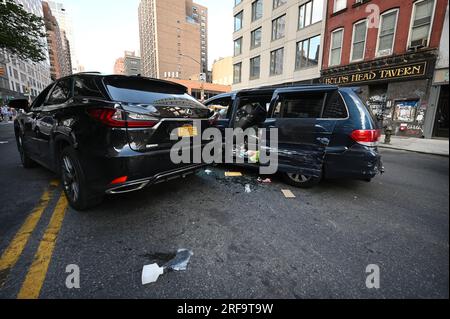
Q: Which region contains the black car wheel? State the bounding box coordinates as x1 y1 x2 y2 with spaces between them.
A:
60 147 103 211
281 172 321 188
16 134 36 168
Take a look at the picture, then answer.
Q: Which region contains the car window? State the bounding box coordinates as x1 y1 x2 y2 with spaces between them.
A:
30 84 54 111
74 77 104 98
46 79 72 105
206 97 233 119
323 91 348 119
275 92 326 119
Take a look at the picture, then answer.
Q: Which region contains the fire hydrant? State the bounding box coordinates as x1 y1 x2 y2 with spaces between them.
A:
384 124 393 144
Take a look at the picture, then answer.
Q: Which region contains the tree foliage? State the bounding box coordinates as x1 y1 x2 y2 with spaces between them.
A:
0 0 47 62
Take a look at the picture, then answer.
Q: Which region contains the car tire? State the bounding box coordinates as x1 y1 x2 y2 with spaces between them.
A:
16 134 36 169
281 172 321 189
60 147 103 211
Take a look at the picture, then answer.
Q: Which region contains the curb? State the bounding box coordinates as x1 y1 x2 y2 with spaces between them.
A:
379 145 449 157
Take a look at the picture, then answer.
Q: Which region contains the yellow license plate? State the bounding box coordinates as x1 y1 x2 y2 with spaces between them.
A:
178 126 198 137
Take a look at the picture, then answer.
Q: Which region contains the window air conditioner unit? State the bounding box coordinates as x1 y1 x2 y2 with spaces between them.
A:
409 38 428 50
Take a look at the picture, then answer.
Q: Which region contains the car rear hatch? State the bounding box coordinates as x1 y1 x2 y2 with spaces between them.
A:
102 76 211 175
103 76 211 151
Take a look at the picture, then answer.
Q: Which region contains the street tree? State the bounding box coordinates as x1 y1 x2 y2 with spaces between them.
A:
0 0 47 62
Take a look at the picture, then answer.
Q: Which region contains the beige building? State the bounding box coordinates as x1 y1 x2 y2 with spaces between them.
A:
138 0 208 80
232 0 326 90
212 57 233 86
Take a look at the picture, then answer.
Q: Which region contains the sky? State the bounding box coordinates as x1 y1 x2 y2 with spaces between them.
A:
59 0 234 73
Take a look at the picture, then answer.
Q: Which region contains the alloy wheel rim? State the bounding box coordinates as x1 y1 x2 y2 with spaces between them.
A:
288 173 311 183
62 156 79 202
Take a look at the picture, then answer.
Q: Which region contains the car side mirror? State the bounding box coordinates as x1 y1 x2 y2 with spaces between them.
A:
8 99 30 113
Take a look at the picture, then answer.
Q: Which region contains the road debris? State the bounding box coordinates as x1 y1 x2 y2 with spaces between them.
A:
204 169 213 175
164 249 193 271
257 177 272 184
245 184 252 193
225 172 243 177
142 264 164 285
282 190 296 199
142 249 193 285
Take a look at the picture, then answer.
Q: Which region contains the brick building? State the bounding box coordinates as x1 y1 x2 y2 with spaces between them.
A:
138 0 208 80
321 0 448 138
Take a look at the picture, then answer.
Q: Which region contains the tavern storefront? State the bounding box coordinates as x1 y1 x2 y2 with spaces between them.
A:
321 50 440 138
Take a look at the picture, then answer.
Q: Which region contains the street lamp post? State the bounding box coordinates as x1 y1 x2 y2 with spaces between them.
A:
179 53 205 102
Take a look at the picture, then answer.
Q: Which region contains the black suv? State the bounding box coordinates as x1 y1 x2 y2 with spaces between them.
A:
205 85 384 188
11 74 211 210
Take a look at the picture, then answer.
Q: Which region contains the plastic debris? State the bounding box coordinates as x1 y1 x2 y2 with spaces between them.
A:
282 189 296 198
142 264 164 285
164 249 194 272
204 169 213 175
245 184 252 193
225 172 243 177
257 177 272 184
141 249 193 285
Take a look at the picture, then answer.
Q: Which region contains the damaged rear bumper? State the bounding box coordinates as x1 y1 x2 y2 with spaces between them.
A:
324 144 383 180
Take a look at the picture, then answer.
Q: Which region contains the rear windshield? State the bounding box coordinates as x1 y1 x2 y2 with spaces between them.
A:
104 77 202 107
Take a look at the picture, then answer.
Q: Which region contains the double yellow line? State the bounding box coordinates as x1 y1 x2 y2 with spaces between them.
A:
0 180 69 299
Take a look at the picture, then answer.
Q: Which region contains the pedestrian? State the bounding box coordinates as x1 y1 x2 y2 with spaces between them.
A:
1 105 8 122
8 107 13 122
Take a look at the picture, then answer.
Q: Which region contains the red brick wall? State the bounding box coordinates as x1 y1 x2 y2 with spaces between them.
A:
322 0 448 69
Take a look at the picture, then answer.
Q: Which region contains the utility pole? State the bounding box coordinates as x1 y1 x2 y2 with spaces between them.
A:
179 53 206 102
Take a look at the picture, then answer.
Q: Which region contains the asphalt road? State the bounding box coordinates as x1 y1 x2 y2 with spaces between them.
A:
0 122 448 299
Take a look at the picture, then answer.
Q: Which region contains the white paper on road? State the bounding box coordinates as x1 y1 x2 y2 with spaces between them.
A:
142 249 193 284
245 184 252 193
142 264 164 285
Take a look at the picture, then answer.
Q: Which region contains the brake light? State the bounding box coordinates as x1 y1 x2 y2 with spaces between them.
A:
351 129 381 147
87 108 158 128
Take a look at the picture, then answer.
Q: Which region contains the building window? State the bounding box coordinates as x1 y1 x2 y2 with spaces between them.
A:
250 56 261 79
409 0 435 48
377 9 398 56
234 11 243 31
329 29 343 66
251 27 262 49
251 0 263 22
272 15 286 41
295 35 321 70
233 63 242 84
298 0 323 29
234 37 243 56
273 0 287 10
333 0 347 13
235 0 242 6
270 47 284 75
351 20 367 61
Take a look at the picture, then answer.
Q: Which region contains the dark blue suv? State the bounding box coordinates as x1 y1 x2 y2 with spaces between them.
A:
205 85 384 188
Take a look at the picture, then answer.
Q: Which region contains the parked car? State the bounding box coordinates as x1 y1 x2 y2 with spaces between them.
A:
10 73 211 210
205 85 384 188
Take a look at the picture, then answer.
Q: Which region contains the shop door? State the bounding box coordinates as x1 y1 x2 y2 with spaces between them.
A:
434 85 449 138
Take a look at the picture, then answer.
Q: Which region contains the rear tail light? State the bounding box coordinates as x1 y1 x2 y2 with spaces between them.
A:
351 129 381 147
88 108 158 128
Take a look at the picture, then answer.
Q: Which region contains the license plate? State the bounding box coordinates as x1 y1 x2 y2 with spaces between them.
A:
178 126 198 137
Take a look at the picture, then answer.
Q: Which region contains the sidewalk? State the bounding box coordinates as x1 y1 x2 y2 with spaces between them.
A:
379 135 449 157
